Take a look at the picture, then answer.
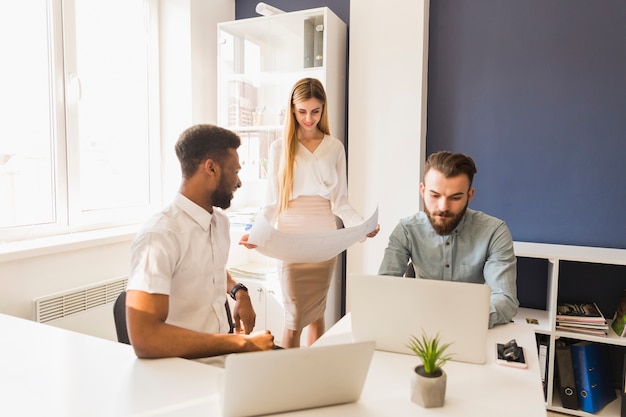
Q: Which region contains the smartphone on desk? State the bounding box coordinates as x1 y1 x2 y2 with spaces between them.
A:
496 340 528 369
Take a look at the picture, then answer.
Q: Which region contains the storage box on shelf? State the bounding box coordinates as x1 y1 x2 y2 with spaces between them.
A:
513 241 626 417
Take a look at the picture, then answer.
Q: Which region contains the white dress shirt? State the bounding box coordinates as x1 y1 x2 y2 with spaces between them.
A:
128 193 231 334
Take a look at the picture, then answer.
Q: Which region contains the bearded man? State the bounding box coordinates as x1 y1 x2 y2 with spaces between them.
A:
378 151 518 328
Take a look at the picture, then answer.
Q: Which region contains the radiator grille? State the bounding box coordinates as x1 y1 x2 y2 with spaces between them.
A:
34 277 127 323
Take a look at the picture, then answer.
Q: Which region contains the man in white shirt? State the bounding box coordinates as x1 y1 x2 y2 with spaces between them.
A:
126 124 275 359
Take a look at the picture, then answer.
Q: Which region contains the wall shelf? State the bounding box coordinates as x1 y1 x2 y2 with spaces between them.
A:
513 241 626 417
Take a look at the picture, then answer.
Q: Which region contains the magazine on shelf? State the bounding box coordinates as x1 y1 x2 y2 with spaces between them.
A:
557 302 607 323
556 321 609 331
556 325 608 337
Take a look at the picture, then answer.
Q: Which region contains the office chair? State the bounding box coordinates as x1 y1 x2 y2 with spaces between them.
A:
404 261 416 278
113 291 131 344
113 291 236 345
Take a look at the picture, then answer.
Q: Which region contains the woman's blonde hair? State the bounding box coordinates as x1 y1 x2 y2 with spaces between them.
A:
277 78 331 212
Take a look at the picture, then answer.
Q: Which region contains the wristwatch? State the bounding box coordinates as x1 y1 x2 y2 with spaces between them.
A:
230 282 248 300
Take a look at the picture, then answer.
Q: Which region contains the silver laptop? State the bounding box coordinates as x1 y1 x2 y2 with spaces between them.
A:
222 341 375 417
349 273 491 364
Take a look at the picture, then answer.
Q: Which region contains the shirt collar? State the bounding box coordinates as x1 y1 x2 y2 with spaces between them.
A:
454 210 469 234
174 193 213 231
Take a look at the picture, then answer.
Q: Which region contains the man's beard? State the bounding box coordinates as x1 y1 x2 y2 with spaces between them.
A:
212 176 234 210
425 204 468 236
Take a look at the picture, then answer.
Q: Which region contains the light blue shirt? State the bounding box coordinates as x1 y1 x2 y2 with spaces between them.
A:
378 208 518 328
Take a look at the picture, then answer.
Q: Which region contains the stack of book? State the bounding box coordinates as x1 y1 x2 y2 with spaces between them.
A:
556 302 609 337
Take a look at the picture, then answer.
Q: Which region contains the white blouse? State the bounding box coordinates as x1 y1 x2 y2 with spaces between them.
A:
264 135 363 227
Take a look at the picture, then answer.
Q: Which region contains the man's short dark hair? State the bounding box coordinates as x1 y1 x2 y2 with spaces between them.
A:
424 151 477 186
175 124 241 178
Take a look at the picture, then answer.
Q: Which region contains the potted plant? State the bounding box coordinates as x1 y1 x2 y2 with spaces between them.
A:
406 331 453 408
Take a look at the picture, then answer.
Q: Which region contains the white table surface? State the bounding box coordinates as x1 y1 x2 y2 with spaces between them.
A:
304 313 548 417
204 313 548 416
1 312 547 417
0 313 221 417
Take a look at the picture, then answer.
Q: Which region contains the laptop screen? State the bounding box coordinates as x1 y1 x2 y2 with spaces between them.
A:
349 273 490 364
222 341 375 417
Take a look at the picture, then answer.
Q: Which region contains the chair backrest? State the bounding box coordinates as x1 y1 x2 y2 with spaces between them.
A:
404 261 416 277
113 291 131 344
112 290 235 345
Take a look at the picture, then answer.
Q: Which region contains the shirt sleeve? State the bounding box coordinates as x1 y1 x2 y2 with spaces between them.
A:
483 222 519 328
128 228 180 295
378 221 412 277
329 141 364 228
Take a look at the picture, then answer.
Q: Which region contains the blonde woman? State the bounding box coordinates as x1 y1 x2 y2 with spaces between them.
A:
241 78 379 347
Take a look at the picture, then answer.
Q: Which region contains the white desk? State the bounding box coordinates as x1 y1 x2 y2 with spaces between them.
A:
1 313 547 417
204 314 547 416
303 313 548 417
0 313 220 417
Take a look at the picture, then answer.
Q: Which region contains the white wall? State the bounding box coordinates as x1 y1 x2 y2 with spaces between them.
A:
0 236 134 339
160 0 235 199
0 0 235 340
346 1 430 281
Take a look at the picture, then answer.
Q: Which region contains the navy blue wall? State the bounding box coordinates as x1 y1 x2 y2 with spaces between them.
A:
427 0 626 249
236 1 626 250
235 0 349 24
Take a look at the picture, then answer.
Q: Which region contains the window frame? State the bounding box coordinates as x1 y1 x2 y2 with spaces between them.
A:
0 0 161 243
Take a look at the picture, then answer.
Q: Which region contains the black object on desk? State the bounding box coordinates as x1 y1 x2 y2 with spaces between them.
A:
496 339 527 368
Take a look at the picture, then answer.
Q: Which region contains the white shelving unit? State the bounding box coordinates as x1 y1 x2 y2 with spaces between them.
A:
217 7 347 203
512 241 626 416
218 8 348 343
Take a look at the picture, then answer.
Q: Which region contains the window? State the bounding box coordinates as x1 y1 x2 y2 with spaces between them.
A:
0 0 160 242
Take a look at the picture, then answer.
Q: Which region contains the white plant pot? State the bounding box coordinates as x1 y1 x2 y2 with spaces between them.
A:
410 366 447 408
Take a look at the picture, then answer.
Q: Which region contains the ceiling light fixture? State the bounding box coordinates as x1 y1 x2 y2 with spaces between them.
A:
255 2 285 16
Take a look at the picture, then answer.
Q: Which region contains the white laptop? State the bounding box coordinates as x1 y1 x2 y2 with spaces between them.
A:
222 341 375 417
349 273 491 364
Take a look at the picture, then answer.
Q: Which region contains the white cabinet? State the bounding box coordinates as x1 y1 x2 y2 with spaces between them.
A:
227 274 284 345
513 242 626 416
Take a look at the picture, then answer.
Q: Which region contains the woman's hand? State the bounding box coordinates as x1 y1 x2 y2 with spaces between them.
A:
366 224 380 238
239 234 258 249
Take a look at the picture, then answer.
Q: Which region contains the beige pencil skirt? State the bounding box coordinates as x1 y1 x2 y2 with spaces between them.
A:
277 195 338 330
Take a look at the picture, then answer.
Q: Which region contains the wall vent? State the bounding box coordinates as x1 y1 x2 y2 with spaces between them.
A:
34 277 127 323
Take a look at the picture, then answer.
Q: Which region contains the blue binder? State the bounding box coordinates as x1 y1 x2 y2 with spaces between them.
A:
622 351 626 417
570 341 617 413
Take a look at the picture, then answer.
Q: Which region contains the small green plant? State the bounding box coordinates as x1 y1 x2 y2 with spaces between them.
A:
406 331 454 375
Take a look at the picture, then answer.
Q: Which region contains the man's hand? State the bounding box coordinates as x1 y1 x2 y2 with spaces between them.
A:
233 290 256 334
243 330 276 351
